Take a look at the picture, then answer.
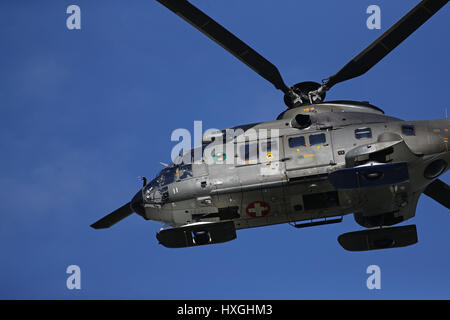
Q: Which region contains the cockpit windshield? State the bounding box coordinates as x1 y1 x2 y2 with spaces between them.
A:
146 146 205 191
157 166 178 186
143 162 193 205
153 163 193 187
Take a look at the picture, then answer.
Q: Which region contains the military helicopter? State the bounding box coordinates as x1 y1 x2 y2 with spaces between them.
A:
91 0 449 251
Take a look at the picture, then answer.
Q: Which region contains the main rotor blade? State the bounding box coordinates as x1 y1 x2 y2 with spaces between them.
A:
424 179 450 209
156 0 290 94
90 202 134 229
324 0 448 90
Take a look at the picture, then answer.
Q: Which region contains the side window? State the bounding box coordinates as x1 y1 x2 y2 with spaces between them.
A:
309 133 326 145
402 125 415 136
261 140 277 153
239 143 258 162
289 136 306 148
178 164 192 180
355 127 372 139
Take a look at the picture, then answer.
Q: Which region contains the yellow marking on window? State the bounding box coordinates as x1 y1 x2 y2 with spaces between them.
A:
304 154 315 158
310 107 315 111
317 146 320 150
296 148 300 152
304 108 309 111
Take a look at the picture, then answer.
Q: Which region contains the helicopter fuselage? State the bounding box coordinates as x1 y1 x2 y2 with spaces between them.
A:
134 101 450 232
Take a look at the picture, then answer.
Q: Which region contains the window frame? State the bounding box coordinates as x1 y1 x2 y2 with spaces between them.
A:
261 140 278 153
238 142 259 162
288 136 306 148
401 125 416 136
309 133 327 146
354 127 372 140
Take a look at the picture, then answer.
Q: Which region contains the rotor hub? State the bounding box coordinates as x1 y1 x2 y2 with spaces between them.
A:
283 81 326 108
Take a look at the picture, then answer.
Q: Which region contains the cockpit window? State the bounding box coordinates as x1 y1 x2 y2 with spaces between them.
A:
402 125 415 136
178 164 193 180
354 127 372 139
158 166 178 185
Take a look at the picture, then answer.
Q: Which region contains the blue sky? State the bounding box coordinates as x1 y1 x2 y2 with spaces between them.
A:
0 0 449 299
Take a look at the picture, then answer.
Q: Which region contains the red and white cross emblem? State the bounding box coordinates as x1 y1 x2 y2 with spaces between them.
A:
246 201 270 218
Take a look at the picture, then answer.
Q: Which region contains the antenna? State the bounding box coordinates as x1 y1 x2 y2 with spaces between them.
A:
138 176 147 187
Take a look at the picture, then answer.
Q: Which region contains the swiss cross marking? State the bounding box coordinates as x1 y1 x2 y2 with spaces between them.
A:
246 201 270 218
